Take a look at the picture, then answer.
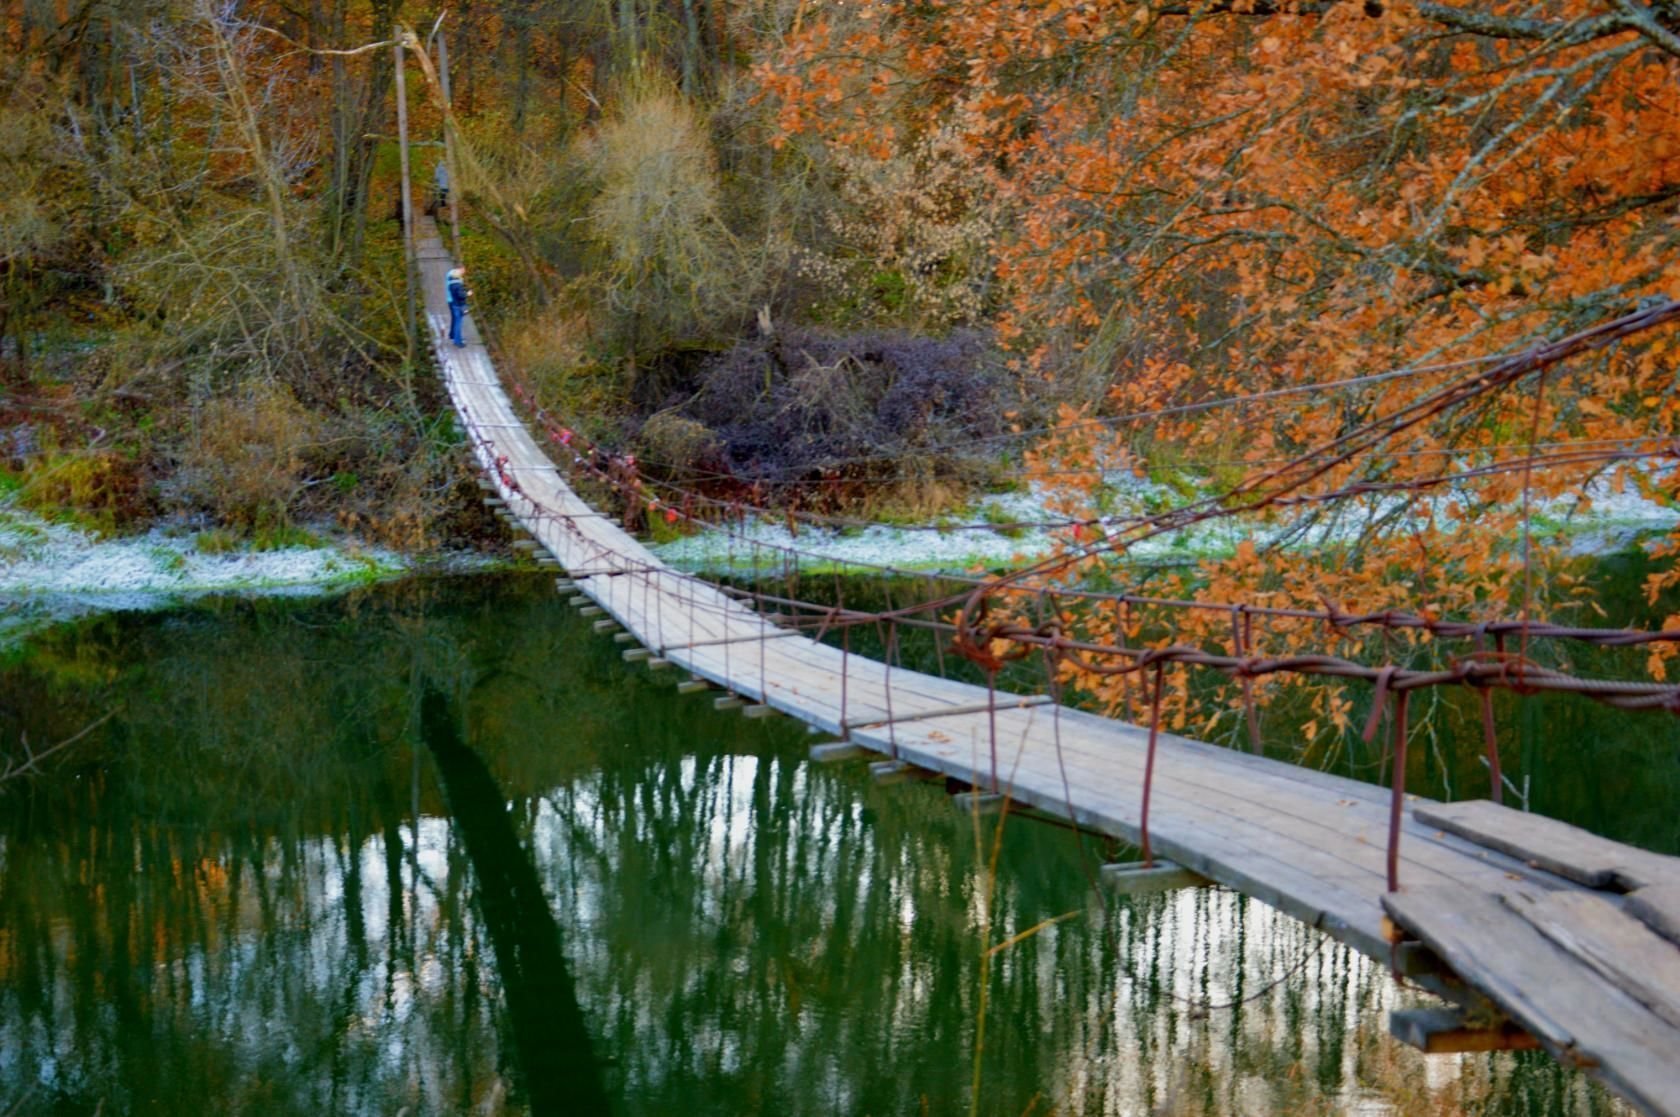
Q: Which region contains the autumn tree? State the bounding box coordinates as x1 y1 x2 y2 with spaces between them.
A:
755 1 1680 743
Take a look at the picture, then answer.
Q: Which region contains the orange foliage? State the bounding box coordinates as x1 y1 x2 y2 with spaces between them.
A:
757 1 1680 724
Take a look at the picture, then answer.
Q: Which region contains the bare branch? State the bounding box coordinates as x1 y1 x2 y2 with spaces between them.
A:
1 711 113 784
243 22 395 57
1607 0 1680 57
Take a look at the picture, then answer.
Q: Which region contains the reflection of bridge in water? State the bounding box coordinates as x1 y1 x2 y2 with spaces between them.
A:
418 216 1680 1116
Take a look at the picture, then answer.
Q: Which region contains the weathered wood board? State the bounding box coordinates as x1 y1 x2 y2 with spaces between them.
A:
1504 889 1680 1033
1628 884 1680 946
1414 799 1680 891
1386 883 1680 1117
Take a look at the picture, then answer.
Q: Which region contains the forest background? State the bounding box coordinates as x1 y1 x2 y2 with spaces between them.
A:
6 0 1680 740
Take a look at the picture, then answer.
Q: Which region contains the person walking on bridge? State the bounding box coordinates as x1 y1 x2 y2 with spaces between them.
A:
430 159 449 217
446 266 472 347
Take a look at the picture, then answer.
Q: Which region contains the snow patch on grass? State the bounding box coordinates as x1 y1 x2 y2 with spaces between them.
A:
0 499 410 648
651 470 1680 574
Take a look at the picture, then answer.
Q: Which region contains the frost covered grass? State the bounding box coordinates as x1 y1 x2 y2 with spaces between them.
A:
0 498 411 649
650 469 1680 575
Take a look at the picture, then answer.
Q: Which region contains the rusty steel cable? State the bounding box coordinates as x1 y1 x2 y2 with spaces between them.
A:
448 310 1680 907
484 416 1680 662
953 298 1680 652
499 359 1680 650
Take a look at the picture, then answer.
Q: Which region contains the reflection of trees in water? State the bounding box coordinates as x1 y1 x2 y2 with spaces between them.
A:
525 742 1618 1115
421 685 607 1115
0 577 1628 1116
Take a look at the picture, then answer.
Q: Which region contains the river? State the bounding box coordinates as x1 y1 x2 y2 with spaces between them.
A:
0 573 1659 1115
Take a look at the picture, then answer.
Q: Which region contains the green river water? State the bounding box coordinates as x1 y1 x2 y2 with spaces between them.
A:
1 572 1672 1116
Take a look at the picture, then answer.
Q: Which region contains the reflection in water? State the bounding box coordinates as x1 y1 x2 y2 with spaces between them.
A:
0 577 1633 1115
421 685 607 1115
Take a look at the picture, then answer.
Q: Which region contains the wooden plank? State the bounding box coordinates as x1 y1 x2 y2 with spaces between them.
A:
810 741 870 763
1389 1007 1539 1054
1414 800 1680 891
675 679 710 695
1014 709 1574 900
954 791 1005 814
869 760 916 784
1503 889 1680 1033
877 701 1546 909
1385 884 1680 1116
853 718 1476 960
842 694 1053 731
1100 859 1209 895
1628 885 1680 947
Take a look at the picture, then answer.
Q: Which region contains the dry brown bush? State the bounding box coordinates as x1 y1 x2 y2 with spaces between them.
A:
499 299 626 422
179 380 319 528
636 412 724 475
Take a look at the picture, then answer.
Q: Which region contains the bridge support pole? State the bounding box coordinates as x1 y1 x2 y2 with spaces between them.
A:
393 33 417 354
1390 1008 1539 1054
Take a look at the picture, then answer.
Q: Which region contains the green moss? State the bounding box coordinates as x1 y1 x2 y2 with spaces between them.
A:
193 529 241 555
252 524 324 551
149 546 187 573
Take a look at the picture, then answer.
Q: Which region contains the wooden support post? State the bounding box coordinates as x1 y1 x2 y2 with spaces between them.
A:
1390 941 1450 980
870 760 915 785
613 632 636 644
713 695 745 711
592 619 618 633
742 704 777 719
646 657 671 670
623 648 652 662
954 791 1005 814
1389 1008 1540 1054
580 605 604 617
676 679 711 694
436 31 462 252
393 35 417 352
810 741 869 763
1100 859 1209 895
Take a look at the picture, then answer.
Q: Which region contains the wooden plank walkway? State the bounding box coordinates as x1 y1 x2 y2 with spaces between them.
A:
417 218 1680 1115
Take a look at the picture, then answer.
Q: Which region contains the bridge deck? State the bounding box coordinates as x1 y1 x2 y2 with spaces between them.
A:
417 219 1680 1116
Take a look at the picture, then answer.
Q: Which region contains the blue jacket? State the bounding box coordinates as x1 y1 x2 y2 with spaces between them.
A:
447 276 469 308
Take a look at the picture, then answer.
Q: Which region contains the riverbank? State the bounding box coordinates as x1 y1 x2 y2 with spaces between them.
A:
0 498 421 649
650 469 1680 575
6 464 1674 651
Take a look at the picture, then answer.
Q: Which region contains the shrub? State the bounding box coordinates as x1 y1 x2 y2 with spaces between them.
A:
795 130 1000 330
17 441 149 535
580 81 751 364
679 327 1011 492
499 299 626 431
177 380 319 529
636 412 724 476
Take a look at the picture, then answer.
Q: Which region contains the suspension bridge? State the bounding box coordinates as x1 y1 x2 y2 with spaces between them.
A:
417 218 1680 1116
